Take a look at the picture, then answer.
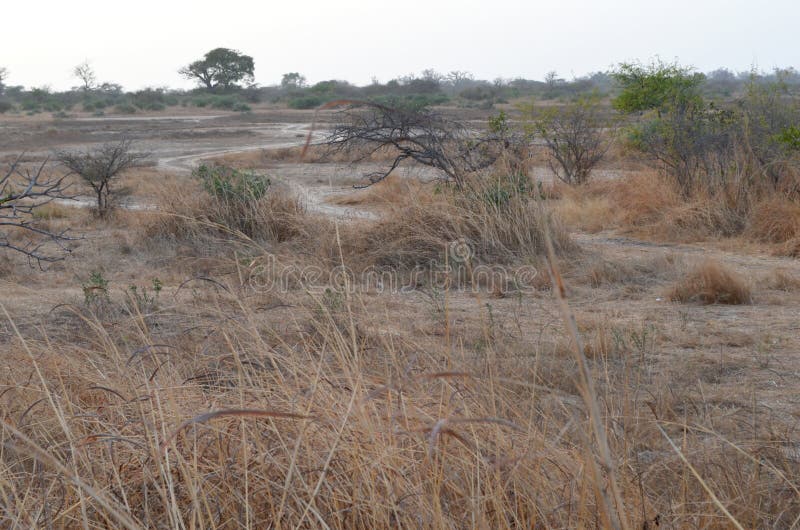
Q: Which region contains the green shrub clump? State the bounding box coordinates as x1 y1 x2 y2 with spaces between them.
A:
194 164 271 202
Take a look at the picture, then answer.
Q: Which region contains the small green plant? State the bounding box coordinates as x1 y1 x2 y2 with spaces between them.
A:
127 278 163 312
83 271 109 306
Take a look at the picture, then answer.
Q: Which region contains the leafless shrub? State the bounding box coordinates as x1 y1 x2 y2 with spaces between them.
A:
528 96 615 185
325 101 513 189
57 140 149 216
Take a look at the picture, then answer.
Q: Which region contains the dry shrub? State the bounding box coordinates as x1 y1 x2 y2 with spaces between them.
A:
338 185 574 270
145 180 311 245
668 259 752 304
748 197 800 244
616 171 744 238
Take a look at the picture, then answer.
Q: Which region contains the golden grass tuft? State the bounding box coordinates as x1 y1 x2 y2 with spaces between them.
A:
747 197 800 244
668 259 752 305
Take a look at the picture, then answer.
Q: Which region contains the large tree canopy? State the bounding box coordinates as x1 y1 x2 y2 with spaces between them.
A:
180 48 255 92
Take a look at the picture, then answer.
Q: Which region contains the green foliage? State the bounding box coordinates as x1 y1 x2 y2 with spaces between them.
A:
368 93 449 111
488 110 510 136
0 100 13 113
612 60 705 115
481 173 531 207
180 47 255 92
194 164 270 202
126 278 162 312
83 271 109 306
288 95 326 109
191 94 249 110
776 125 800 151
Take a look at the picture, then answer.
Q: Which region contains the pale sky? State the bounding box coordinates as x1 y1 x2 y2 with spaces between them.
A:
3 0 798 91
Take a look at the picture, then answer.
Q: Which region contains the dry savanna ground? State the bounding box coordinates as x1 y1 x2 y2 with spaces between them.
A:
1 107 800 529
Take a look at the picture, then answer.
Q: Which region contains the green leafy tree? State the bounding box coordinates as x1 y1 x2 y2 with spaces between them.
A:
0 67 8 95
180 48 255 92
612 59 705 116
281 72 306 90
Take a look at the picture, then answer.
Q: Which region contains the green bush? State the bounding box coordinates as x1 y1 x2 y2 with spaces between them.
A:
210 95 237 110
0 100 13 113
194 164 270 202
288 95 325 109
192 164 287 238
114 103 137 114
233 102 251 112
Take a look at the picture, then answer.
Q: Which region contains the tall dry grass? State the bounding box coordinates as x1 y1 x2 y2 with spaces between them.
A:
3 162 799 528
1 250 797 528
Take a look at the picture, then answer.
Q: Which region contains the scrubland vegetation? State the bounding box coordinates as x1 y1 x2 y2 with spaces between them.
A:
1 57 800 528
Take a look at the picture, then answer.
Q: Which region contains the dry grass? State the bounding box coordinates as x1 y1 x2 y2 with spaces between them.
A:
335 185 575 271
668 259 752 305
5 117 800 528
146 180 311 245
762 267 800 291
2 247 797 528
555 182 615 233
328 174 424 208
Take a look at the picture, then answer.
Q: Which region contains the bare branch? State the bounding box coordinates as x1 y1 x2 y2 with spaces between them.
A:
324 102 511 189
0 155 80 267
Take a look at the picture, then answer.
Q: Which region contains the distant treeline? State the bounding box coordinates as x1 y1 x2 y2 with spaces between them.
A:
0 66 798 116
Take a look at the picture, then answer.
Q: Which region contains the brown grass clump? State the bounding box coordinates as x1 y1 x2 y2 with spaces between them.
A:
668 259 752 304
147 180 311 245
609 170 682 230
337 186 574 270
747 197 800 244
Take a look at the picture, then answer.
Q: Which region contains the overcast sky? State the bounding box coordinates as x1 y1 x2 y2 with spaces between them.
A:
3 0 798 90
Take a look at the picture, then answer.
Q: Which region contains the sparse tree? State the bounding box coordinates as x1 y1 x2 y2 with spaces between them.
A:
325 101 512 189
529 96 615 185
446 70 473 85
0 156 77 266
73 61 96 91
281 72 307 90
180 48 255 92
57 140 149 216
